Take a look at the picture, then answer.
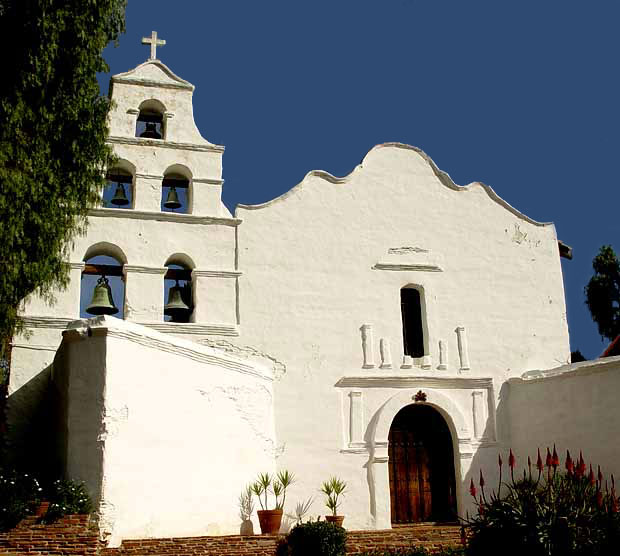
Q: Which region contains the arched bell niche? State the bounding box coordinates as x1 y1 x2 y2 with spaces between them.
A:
163 254 194 323
135 99 166 140
80 243 127 319
103 160 135 209
161 164 192 214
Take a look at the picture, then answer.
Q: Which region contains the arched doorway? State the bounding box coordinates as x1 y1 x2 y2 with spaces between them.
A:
388 404 456 523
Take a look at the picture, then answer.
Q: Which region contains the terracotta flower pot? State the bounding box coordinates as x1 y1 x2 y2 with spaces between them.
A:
325 515 345 527
257 509 283 535
34 501 50 518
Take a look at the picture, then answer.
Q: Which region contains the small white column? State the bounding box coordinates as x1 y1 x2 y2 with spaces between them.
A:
456 326 471 371
401 355 413 369
421 355 432 370
438 340 448 370
472 390 485 439
360 324 375 368
379 338 392 369
349 390 364 446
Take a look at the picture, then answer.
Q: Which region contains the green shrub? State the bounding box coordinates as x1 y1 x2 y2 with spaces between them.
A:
42 479 92 523
0 469 93 531
0 469 42 531
465 448 620 556
277 520 346 556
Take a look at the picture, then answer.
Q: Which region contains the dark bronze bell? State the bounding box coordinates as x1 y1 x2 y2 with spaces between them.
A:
164 281 190 319
86 276 119 316
164 186 182 210
110 183 129 206
140 122 162 139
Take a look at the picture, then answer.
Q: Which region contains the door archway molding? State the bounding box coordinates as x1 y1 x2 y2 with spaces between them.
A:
367 388 473 528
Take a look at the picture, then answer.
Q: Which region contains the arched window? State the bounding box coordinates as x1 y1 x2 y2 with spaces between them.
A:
401 286 425 358
80 247 126 318
103 161 135 209
163 255 194 323
161 165 191 214
135 99 166 140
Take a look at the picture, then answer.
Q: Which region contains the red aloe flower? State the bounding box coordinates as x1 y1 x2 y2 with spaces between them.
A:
598 466 603 485
546 447 552 468
536 448 544 472
613 496 619 514
552 445 559 468
565 450 573 475
478 495 484 516
479 469 485 489
612 475 616 489
597 489 603 508
469 478 477 498
577 452 586 477
509 449 516 470
589 465 596 486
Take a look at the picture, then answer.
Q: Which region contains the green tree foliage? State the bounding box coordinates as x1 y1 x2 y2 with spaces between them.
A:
585 245 620 342
0 0 126 355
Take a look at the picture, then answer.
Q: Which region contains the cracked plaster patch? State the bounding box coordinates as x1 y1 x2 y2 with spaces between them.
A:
198 384 277 457
199 338 286 379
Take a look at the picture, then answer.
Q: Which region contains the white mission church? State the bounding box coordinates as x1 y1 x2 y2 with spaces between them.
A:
7 34 620 547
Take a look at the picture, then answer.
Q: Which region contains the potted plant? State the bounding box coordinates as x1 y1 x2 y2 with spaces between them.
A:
251 470 295 534
321 477 346 526
238 484 255 535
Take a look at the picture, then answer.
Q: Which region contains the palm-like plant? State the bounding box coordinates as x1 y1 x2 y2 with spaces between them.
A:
321 477 347 516
251 470 295 511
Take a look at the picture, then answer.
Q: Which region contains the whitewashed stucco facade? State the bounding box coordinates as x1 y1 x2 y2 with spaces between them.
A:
9 54 616 547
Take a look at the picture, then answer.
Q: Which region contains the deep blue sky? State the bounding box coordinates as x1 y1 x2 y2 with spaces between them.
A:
97 0 619 359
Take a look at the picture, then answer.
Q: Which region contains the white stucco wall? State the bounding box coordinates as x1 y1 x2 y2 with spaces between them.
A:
234 143 570 528
507 356 620 480
55 316 275 546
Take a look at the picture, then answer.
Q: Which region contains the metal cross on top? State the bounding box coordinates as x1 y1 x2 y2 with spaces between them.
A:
142 30 166 60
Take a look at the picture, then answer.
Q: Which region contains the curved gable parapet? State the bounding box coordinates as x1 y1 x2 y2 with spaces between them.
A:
236 142 552 228
111 60 194 91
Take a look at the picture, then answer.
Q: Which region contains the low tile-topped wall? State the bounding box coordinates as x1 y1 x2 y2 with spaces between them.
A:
0 514 100 555
103 524 461 555
0 517 461 556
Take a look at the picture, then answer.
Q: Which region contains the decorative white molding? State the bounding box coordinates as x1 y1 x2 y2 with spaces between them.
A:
379 339 392 369
126 108 139 115
438 339 448 370
62 318 266 381
348 390 364 447
235 143 553 229
67 262 86 270
456 326 471 371
400 355 413 369
141 322 238 336
421 355 432 370
107 136 225 153
124 265 168 275
193 178 225 186
335 375 493 390
88 208 241 227
20 316 74 329
472 390 485 439
192 269 242 278
19 316 239 336
372 262 443 272
360 324 375 368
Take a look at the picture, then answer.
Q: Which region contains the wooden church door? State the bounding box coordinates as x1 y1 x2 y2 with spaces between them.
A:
388 404 457 523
